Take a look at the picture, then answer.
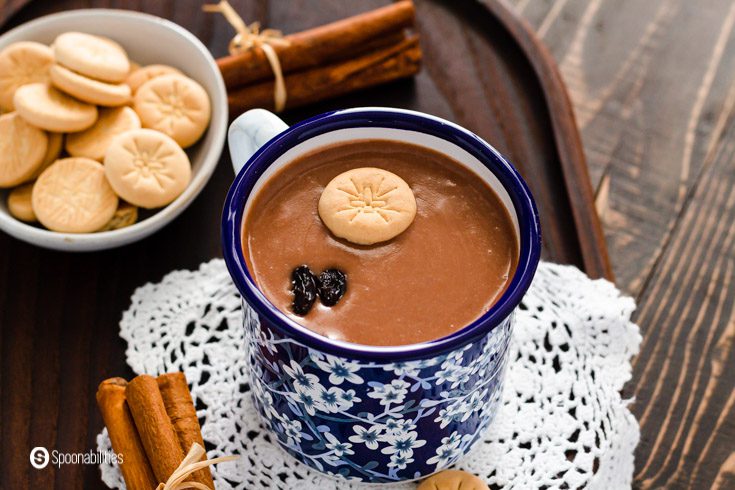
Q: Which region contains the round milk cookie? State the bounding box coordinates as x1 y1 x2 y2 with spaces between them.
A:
7 182 37 222
66 106 141 160
134 74 210 148
13 83 97 132
53 32 130 83
0 112 48 187
50 64 131 106
417 470 490 490
30 131 63 180
32 157 118 233
104 128 191 208
125 64 182 93
318 167 417 245
0 41 54 111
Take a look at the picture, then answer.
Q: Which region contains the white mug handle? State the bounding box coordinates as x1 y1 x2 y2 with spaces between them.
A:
227 109 289 174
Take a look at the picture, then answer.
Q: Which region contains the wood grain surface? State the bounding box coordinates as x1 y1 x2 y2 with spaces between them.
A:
0 1 732 489
511 1 735 488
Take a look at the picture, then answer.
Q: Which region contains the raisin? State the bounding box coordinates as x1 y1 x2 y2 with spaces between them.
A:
291 265 318 315
317 269 347 306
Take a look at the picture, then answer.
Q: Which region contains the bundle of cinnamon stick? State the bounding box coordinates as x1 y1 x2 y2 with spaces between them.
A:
217 0 421 114
97 373 212 489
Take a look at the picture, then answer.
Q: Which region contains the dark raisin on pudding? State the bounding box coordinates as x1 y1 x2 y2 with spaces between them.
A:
291 265 318 315
317 269 347 306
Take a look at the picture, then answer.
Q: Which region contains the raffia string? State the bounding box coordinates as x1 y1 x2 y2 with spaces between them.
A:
203 0 290 111
155 443 238 490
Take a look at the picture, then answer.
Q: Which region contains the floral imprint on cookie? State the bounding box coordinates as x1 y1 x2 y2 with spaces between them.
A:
104 128 191 209
134 74 211 148
318 167 417 245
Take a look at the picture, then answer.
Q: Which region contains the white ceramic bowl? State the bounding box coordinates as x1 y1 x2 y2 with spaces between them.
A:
0 9 227 251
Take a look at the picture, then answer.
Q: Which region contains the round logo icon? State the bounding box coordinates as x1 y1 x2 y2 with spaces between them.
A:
30 447 49 469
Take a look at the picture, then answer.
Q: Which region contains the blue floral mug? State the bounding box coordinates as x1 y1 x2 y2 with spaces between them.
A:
222 108 541 483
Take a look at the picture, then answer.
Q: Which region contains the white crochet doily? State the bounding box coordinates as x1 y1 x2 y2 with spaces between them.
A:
97 259 640 489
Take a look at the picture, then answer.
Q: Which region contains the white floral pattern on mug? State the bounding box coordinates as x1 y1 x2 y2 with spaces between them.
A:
243 305 513 483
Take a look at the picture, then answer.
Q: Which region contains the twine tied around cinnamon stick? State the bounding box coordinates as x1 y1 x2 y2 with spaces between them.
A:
203 0 290 111
155 443 237 490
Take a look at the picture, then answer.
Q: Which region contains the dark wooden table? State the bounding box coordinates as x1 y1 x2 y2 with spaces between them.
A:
1 1 733 489
513 1 735 488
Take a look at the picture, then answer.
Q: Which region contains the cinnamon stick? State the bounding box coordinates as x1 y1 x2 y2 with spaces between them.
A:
157 372 213 488
227 35 421 114
126 374 185 484
217 0 415 88
96 378 158 490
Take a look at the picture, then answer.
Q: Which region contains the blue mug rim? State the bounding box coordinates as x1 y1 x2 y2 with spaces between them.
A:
222 107 541 362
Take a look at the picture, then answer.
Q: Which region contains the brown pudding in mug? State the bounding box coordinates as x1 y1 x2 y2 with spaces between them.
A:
242 139 518 346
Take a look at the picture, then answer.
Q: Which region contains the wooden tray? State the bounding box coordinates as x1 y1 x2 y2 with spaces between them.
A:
0 1 612 488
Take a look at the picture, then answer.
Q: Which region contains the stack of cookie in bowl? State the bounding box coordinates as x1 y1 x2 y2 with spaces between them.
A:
0 31 211 233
